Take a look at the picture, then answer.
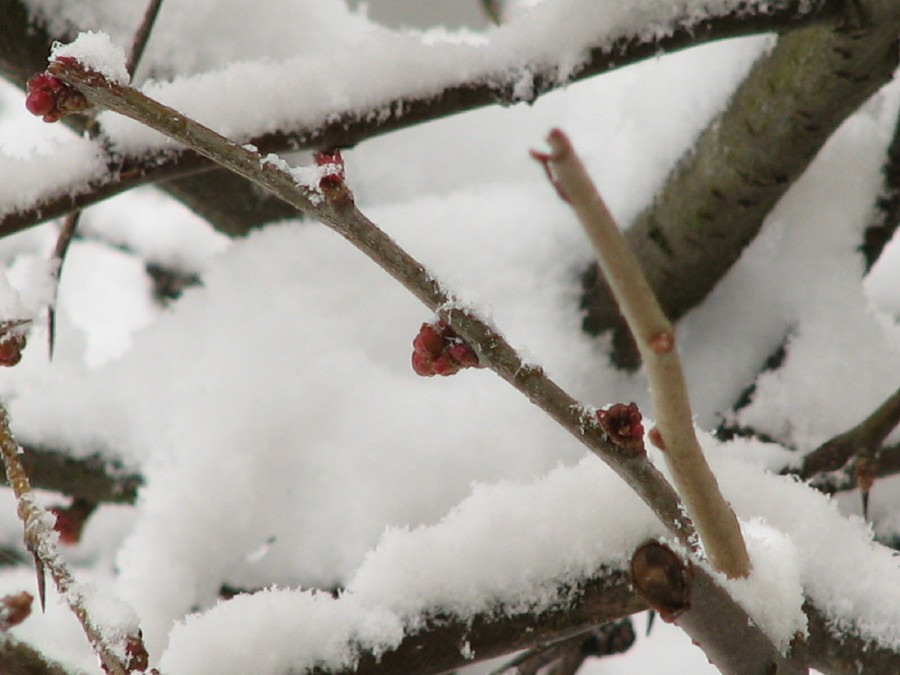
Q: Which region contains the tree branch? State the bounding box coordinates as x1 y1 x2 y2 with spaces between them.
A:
630 541 804 674
862 104 900 271
0 401 150 674
0 0 844 239
582 0 900 367
534 128 750 578
49 56 700 548
320 560 900 675
795 384 900 480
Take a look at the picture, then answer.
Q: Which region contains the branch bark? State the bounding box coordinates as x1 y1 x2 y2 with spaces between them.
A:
0 0 844 238
581 0 900 367
630 541 804 674
326 560 900 675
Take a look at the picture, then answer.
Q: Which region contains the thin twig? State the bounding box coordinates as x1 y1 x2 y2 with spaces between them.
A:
0 400 149 674
46 210 80 359
797 384 900 479
125 0 164 79
534 128 751 579
48 57 698 547
48 1 164 359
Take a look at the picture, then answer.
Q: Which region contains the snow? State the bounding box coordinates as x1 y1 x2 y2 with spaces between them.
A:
50 31 130 84
0 0 899 673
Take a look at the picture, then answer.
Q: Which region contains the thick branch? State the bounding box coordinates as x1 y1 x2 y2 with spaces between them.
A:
327 569 643 675
0 634 79 675
862 105 900 271
0 0 843 238
582 0 900 366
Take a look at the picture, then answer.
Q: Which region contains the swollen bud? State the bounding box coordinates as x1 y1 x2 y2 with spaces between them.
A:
411 320 483 377
597 402 645 454
25 65 90 122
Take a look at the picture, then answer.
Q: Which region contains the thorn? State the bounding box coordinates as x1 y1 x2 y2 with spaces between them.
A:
28 546 46 612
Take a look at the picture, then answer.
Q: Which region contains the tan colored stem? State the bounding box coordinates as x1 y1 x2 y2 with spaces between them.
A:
540 128 750 579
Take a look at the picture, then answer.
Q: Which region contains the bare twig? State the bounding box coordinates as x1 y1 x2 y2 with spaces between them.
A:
533 128 750 579
0 401 150 674
126 0 164 79
46 210 80 359
796 384 900 480
491 620 635 675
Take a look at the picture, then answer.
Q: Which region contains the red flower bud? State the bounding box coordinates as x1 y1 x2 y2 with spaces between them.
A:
597 402 645 454
411 320 483 377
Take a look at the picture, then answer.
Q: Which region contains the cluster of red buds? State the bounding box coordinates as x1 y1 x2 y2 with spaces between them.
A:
596 402 645 453
25 66 90 122
411 320 483 377
314 148 345 190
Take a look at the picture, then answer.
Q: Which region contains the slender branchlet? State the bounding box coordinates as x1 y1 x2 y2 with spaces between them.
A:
533 128 751 579
0 400 150 674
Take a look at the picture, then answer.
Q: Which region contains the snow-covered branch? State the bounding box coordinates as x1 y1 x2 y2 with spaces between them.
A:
0 0 843 238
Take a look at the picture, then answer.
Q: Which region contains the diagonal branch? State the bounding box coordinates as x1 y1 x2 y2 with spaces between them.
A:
48 55 698 546
0 401 150 674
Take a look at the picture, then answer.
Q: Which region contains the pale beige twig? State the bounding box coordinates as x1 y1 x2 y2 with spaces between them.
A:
535 128 751 579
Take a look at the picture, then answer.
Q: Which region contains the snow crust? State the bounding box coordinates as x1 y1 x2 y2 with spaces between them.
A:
3 0 900 673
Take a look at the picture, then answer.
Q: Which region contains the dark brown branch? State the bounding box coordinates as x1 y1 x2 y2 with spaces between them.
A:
0 444 142 504
0 634 79 675
582 1 900 367
323 570 643 675
125 0 164 79
490 620 635 675
630 541 805 674
302 558 900 675
809 441 900 495
796 384 900 479
0 0 843 238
